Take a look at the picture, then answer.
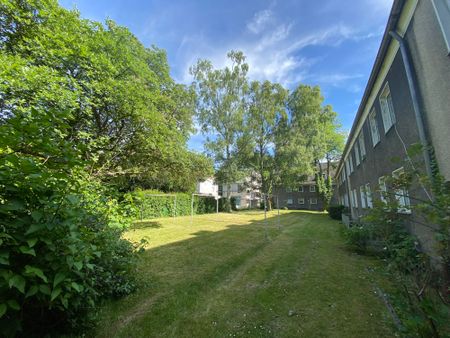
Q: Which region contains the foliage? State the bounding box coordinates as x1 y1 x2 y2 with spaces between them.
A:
243 80 288 202
190 51 249 210
126 190 217 220
343 224 374 253
0 0 211 193
327 205 345 220
342 162 450 337
0 0 211 335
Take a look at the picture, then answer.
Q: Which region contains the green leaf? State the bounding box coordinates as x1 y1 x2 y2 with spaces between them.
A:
0 304 6 318
24 265 47 282
25 285 39 298
26 238 38 247
39 284 51 296
0 252 9 265
19 246 36 256
71 282 83 292
30 210 43 222
61 297 68 309
9 275 26 294
25 223 44 235
73 261 83 271
7 300 20 311
53 272 66 288
50 287 61 302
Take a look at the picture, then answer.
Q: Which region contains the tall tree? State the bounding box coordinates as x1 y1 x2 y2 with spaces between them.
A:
287 85 344 207
245 80 288 207
190 51 249 210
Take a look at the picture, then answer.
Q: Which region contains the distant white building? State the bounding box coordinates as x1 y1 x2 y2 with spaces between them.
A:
219 176 261 209
196 177 219 198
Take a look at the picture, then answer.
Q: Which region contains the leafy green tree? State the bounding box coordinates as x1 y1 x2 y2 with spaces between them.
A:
190 51 249 210
245 80 288 207
286 84 343 207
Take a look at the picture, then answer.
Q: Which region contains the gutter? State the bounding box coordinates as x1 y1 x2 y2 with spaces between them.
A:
389 30 433 179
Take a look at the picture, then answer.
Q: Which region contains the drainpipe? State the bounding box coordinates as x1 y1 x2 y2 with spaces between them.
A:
389 30 433 179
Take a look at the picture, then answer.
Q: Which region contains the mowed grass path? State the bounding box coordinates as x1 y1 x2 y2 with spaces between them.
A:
96 211 397 337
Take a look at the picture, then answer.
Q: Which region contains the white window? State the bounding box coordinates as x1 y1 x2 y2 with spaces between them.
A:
349 155 354 173
432 0 450 53
369 109 380 146
309 185 316 192
287 198 293 205
344 193 349 207
360 186 367 208
353 189 358 208
378 176 387 203
392 168 411 213
365 183 373 208
310 198 318 205
355 143 360 166
299 185 304 192
286 187 292 192
342 171 346 182
345 160 350 178
379 83 396 133
350 190 354 207
298 198 305 204
358 131 366 159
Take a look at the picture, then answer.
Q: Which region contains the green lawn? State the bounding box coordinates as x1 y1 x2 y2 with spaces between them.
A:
96 211 398 337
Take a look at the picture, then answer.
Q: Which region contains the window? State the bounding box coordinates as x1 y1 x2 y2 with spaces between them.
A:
349 155 354 173
355 143 360 166
360 186 367 208
287 198 293 205
344 193 349 207
235 196 241 207
286 187 292 192
350 191 354 207
358 131 366 159
298 198 305 204
365 184 373 208
309 185 316 192
342 171 346 182
369 109 380 146
345 159 350 178
299 185 304 192
392 168 411 213
432 0 450 53
379 83 396 133
352 189 358 208
378 176 387 203
310 198 318 205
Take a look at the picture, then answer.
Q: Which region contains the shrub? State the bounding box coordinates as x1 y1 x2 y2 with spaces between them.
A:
126 190 217 220
327 205 345 220
343 225 373 253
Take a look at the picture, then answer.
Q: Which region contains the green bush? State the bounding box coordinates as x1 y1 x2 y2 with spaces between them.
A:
127 190 217 220
343 225 373 253
327 205 345 220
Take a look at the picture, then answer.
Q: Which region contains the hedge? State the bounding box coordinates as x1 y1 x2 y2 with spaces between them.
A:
124 190 219 220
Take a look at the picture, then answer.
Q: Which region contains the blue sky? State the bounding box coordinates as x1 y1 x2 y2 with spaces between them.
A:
59 0 393 151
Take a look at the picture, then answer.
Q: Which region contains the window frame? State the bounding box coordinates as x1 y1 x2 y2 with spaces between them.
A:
360 186 367 208
310 198 318 205
353 189 359 208
287 198 293 205
379 83 396 133
358 131 366 159
298 198 305 205
369 109 380 146
392 167 411 214
354 143 361 166
378 176 387 204
365 183 373 208
309 185 316 192
432 0 450 54
299 185 304 192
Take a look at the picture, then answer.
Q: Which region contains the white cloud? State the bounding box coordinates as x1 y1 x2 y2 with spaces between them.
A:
247 9 273 34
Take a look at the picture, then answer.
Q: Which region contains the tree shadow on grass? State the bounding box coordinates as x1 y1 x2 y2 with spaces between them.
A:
131 220 163 229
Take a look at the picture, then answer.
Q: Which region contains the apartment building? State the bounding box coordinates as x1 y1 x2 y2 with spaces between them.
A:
334 0 450 253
